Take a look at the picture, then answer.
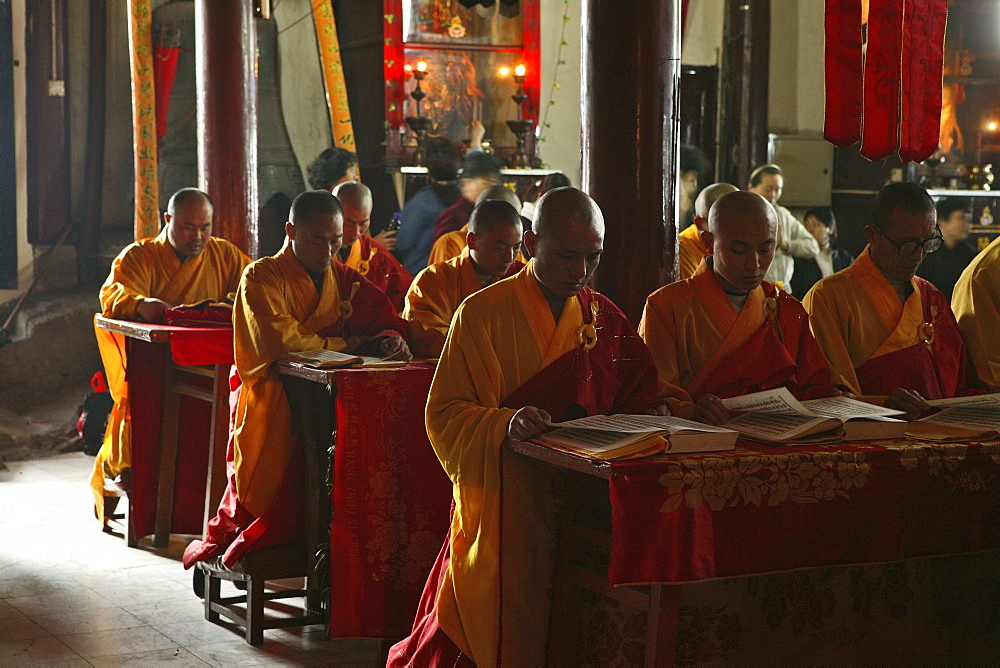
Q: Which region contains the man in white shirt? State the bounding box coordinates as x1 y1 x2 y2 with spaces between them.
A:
747 163 819 293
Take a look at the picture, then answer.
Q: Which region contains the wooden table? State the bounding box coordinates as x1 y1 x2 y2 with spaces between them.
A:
276 361 452 641
95 317 233 547
509 437 1000 665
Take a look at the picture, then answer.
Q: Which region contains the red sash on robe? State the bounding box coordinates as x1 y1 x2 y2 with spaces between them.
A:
388 288 660 667
692 284 834 401
348 235 413 315
856 278 969 400
182 262 406 570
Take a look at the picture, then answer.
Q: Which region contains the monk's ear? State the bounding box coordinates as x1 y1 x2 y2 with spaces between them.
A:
699 228 715 252
285 221 295 240
466 231 477 251
523 229 538 257
163 212 171 229
862 224 876 247
693 215 706 232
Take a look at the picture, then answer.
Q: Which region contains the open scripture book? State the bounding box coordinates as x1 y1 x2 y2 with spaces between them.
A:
906 393 1000 442
720 388 908 444
532 414 739 461
280 349 408 370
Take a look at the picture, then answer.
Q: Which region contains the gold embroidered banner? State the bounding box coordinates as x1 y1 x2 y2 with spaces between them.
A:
127 0 159 241
312 1 357 153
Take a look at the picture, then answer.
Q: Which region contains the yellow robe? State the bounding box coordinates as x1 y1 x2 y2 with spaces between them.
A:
952 236 1000 390
677 224 709 281
427 224 468 265
427 261 584 666
231 242 351 516
90 230 249 519
402 247 485 358
803 247 945 397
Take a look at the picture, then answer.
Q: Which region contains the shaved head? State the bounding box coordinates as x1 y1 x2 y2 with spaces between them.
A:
467 200 522 278
703 191 777 293
694 182 738 220
476 183 521 210
331 181 372 211
525 187 605 299
166 188 213 217
163 188 214 257
469 199 521 235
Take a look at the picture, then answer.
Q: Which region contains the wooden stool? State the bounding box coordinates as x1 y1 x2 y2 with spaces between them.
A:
198 541 323 645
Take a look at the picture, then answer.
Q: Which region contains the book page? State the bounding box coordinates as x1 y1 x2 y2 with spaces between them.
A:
722 410 822 441
721 387 814 416
926 393 1000 408
544 428 641 450
547 414 736 435
283 349 361 367
802 396 905 419
918 404 1000 431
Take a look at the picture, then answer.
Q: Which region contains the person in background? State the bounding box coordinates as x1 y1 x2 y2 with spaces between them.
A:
916 197 977 300
432 151 503 241
747 163 819 293
428 184 521 266
396 137 462 275
520 172 570 222
791 207 855 299
679 144 712 231
677 182 738 280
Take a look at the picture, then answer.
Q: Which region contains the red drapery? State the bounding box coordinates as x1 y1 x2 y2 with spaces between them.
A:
152 43 180 139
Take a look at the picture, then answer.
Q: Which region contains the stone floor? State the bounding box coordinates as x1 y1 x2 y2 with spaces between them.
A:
0 453 383 667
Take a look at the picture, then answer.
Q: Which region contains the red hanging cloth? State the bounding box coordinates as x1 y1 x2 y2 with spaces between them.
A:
898 0 949 163
153 39 180 139
823 0 863 147
860 0 905 161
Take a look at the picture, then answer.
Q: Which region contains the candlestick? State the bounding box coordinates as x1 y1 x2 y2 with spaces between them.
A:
405 61 432 166
505 64 533 168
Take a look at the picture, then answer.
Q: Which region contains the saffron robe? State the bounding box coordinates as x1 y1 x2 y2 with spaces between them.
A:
432 196 474 241
803 247 970 399
388 261 660 666
402 247 522 358
948 236 1000 390
427 224 468 266
182 241 406 568
90 230 249 520
342 234 413 314
639 259 835 418
677 224 710 281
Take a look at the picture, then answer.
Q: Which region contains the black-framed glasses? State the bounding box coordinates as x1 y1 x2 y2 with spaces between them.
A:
873 225 943 257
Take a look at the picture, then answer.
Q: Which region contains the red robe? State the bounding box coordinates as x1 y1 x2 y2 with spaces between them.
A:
432 197 474 241
183 256 406 569
342 234 413 314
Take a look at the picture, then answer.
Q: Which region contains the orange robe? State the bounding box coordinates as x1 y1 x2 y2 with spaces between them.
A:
639 259 834 417
90 230 249 520
342 234 413 314
952 236 1000 390
183 241 406 567
803 247 971 399
427 224 468 266
677 224 709 280
402 247 522 358
388 262 660 666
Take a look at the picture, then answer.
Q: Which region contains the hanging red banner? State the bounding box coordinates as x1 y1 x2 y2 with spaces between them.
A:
823 0 863 148
898 0 949 163
860 0 905 161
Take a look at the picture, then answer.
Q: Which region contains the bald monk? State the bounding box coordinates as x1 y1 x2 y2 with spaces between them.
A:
183 191 409 569
804 182 971 415
953 236 1000 390
388 187 665 667
427 183 521 265
331 181 413 313
640 191 840 422
678 182 738 280
91 188 249 522
403 199 524 357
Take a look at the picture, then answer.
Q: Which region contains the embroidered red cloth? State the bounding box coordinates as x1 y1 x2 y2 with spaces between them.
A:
163 303 234 329
823 0 863 147
898 0 949 162
607 439 1000 585
328 366 453 639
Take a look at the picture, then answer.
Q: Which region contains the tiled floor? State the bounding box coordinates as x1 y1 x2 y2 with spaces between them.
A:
0 453 383 667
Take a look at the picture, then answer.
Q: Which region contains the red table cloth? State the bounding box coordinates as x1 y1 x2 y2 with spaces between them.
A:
608 439 1000 585
328 366 453 639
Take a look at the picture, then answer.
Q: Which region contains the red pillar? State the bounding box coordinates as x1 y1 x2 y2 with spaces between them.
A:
195 0 259 258
582 0 681 324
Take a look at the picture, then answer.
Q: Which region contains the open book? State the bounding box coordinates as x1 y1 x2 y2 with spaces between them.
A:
533 414 739 461
906 393 1000 442
281 349 408 370
720 388 907 444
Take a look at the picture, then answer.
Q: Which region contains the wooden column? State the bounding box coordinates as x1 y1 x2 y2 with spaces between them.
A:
582 0 681 324
195 0 258 258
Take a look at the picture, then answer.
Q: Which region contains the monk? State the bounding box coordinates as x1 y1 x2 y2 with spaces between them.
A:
331 181 413 313
677 182 738 280
803 182 970 414
432 151 502 241
404 199 523 357
640 190 840 422
952 235 1000 391
427 183 521 265
388 187 666 667
91 188 249 522
183 190 409 570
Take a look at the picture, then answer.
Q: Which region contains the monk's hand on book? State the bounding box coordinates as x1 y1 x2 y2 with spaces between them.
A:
507 407 551 441
829 386 856 400
693 394 729 425
136 298 170 324
379 335 412 361
645 404 671 416
885 388 933 420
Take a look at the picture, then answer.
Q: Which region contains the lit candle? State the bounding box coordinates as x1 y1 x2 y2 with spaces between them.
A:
514 64 526 77
416 60 427 73
499 66 510 77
